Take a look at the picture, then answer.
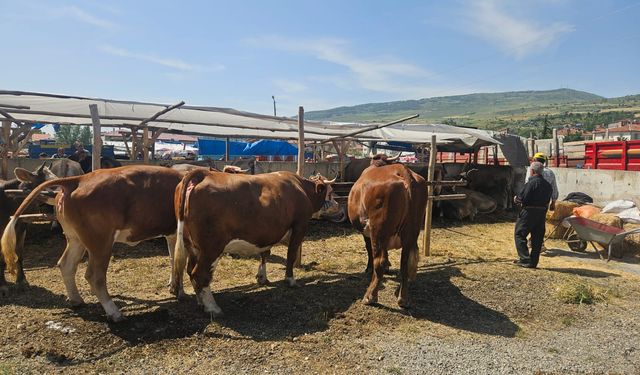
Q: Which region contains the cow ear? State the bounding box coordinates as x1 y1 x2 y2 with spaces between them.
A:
315 182 327 194
14 167 37 183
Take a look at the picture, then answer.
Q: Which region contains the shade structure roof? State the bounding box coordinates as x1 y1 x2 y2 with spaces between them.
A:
0 90 500 150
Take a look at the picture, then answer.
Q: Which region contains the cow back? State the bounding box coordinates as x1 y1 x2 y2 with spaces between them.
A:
59 166 182 241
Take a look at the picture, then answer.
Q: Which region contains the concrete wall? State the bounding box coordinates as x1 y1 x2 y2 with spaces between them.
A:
550 167 640 203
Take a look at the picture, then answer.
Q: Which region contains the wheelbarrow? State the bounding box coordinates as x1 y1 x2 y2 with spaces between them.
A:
562 216 640 261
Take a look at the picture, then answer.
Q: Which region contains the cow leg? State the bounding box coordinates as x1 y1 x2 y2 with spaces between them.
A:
363 236 385 305
165 234 177 286
284 225 306 287
83 238 122 322
382 248 391 275
15 228 27 285
364 236 373 274
57 236 86 306
166 233 187 299
256 250 271 285
191 254 223 316
0 260 7 296
396 232 418 308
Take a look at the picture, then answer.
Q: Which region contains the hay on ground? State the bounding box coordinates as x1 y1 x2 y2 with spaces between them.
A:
546 222 569 239
547 201 579 224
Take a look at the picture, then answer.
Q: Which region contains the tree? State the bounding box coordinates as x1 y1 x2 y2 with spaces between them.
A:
54 125 92 146
539 114 551 139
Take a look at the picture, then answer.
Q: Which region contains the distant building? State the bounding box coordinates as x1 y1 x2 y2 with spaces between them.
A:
591 120 640 140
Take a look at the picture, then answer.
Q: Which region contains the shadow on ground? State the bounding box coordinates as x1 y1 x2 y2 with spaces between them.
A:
42 262 519 346
544 267 620 278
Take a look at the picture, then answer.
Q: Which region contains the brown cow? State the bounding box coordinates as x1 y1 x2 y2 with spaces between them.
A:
1 166 183 321
171 169 335 316
0 161 84 293
348 161 427 308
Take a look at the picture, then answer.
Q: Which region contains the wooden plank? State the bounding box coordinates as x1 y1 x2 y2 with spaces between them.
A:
89 104 102 172
422 134 437 256
426 180 466 187
14 213 57 223
4 189 57 198
429 193 466 201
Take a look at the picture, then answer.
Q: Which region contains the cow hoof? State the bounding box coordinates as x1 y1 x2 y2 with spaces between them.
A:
256 275 271 286
397 297 411 309
362 295 378 305
204 307 224 318
0 285 8 297
171 288 187 300
285 277 298 288
108 313 126 323
68 298 85 308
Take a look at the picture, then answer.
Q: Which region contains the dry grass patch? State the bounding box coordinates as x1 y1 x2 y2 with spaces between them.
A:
554 280 611 305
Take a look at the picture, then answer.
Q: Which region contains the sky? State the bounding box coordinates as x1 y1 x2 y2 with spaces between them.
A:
1 0 639 117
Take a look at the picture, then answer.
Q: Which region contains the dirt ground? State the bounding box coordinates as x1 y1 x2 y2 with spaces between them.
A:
1 214 639 374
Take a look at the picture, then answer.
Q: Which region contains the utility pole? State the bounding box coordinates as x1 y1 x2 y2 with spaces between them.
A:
272 95 277 116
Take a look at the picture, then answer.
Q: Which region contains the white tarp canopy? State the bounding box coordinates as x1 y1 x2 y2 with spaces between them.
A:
0 90 500 150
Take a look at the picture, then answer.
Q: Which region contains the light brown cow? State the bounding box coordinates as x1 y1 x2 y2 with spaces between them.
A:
171 169 335 316
1 166 183 322
348 162 427 308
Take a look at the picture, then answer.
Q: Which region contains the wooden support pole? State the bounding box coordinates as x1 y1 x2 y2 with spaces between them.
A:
225 137 230 162
1 120 11 180
122 134 131 159
553 128 560 167
89 104 102 172
142 126 149 164
297 106 305 176
422 134 437 257
295 106 305 268
130 126 138 161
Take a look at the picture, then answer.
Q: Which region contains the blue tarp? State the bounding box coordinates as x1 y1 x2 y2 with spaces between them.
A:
241 140 297 156
197 138 299 157
197 139 246 157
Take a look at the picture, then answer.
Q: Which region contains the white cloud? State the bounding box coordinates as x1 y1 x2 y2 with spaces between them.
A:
246 35 438 97
463 0 574 58
101 45 225 72
59 5 117 30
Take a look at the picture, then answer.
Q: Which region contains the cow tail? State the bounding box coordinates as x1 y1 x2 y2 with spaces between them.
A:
1 177 79 274
175 169 208 266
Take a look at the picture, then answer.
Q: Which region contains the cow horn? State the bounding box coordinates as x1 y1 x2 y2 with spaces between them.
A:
36 162 46 173
386 153 402 162
322 176 337 184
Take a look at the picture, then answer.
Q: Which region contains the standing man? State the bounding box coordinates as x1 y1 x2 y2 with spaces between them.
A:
52 147 67 159
514 161 553 268
525 152 558 210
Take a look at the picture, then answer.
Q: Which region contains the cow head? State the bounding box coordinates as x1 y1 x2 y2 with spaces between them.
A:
458 168 479 182
370 153 400 167
14 162 58 191
308 174 344 220
222 165 249 174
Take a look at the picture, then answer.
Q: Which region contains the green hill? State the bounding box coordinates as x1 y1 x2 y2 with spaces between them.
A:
304 89 639 135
